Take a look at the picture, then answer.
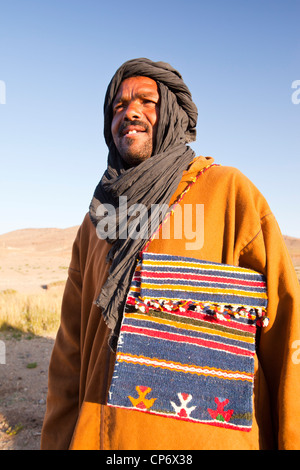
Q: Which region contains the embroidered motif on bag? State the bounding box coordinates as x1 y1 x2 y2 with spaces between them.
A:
107 252 269 432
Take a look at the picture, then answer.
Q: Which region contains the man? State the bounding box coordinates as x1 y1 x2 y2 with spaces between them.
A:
41 58 300 450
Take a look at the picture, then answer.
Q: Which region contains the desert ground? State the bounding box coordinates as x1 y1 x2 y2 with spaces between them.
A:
0 226 299 450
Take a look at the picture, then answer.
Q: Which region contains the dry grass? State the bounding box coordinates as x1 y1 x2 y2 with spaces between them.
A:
0 286 64 337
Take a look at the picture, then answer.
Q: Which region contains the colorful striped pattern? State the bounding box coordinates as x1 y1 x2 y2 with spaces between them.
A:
107 253 268 431
135 253 268 309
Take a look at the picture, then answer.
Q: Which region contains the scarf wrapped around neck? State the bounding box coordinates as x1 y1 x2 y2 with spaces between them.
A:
89 58 198 350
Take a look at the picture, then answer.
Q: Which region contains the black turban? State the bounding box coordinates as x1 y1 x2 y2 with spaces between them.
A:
89 58 198 350
103 58 197 148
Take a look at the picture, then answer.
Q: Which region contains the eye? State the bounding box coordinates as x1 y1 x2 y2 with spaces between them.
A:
113 102 125 115
142 98 157 106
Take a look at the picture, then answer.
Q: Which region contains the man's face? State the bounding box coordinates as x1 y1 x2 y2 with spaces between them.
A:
111 76 160 166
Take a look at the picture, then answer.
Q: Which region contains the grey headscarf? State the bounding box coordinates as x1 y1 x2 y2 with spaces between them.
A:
89 58 198 350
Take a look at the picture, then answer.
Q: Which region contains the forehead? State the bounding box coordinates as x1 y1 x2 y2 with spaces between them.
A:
113 76 159 101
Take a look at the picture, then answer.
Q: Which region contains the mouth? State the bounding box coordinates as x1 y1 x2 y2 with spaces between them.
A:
125 129 140 135
120 121 149 137
122 127 147 137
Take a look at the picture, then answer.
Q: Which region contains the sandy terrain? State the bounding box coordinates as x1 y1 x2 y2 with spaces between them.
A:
0 332 54 450
0 226 299 450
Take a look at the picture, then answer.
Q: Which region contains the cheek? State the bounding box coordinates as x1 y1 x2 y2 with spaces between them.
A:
111 115 120 142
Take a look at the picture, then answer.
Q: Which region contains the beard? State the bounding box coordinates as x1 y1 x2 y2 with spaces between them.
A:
114 119 155 167
119 138 153 166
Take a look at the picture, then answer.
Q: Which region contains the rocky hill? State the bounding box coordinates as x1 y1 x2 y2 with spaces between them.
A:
0 227 299 292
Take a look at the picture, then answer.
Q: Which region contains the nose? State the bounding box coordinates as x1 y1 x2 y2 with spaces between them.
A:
124 100 142 120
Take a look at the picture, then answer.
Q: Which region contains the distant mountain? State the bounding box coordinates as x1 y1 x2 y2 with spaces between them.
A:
0 227 299 292
283 235 300 276
0 226 79 253
0 226 79 293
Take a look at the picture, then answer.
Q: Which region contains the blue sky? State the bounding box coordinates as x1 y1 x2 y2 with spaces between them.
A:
0 0 299 237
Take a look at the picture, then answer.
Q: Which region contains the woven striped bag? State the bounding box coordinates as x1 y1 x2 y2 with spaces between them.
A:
107 252 269 431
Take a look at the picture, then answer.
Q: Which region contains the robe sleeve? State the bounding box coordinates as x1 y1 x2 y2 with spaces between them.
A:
239 212 300 449
40 226 82 450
